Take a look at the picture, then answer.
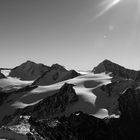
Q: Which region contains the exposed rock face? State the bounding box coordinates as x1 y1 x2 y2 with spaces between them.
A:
33 65 80 86
100 79 135 97
27 87 140 140
1 60 140 140
29 112 111 140
0 72 6 79
17 83 78 120
116 88 140 140
9 61 50 81
0 91 12 106
9 61 80 84
1 83 140 140
119 88 140 123
0 85 38 126
93 59 140 81
50 63 67 71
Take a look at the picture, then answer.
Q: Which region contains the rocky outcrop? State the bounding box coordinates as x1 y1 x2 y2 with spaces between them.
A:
27 87 140 140
9 60 50 81
119 88 140 123
1 85 140 140
9 60 80 84
50 63 67 71
33 66 80 86
29 112 111 140
0 116 30 140
100 79 135 97
93 59 140 81
0 127 28 140
0 91 12 106
17 83 78 120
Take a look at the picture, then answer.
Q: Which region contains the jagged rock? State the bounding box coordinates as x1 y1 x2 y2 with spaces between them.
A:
93 59 140 81
50 63 67 71
9 60 50 81
17 83 78 120
27 87 140 140
119 88 140 122
1 86 140 140
100 80 135 97
33 67 80 86
28 112 115 140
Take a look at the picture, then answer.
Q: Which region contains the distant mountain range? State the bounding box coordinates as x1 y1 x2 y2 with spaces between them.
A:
0 59 140 140
6 61 80 86
1 59 140 82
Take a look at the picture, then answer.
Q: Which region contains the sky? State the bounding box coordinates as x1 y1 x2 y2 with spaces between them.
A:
0 0 140 70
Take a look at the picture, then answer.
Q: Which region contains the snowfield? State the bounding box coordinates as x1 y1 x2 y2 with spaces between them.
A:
0 72 121 123
1 70 11 77
0 77 33 91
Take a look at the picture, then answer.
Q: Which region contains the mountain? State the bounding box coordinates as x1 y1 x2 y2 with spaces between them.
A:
9 60 50 81
33 64 80 86
24 87 140 140
1 86 140 140
50 63 67 71
1 60 140 140
16 83 78 120
31 86 140 140
93 59 140 81
0 72 113 126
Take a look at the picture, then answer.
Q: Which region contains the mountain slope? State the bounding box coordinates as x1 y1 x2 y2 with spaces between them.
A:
0 72 114 125
9 61 50 81
1 86 140 140
93 59 140 81
30 86 140 140
33 64 80 86
16 83 78 120
0 60 140 140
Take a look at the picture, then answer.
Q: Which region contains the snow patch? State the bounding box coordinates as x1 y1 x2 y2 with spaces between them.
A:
0 77 33 90
1 70 11 77
12 99 42 108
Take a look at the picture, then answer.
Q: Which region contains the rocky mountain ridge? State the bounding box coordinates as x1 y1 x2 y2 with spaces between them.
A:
9 60 50 81
93 59 140 81
0 59 140 140
1 86 140 140
17 83 78 120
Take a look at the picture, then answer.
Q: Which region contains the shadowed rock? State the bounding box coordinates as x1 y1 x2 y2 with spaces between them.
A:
93 59 140 81
17 83 78 120
33 65 80 86
28 87 140 140
9 60 50 81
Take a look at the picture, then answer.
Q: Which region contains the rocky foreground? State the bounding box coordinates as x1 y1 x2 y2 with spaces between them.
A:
0 83 140 140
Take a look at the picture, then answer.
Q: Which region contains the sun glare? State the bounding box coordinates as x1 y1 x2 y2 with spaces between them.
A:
95 0 121 18
95 0 140 20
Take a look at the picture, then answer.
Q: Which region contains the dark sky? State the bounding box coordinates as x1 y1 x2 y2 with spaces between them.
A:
0 0 140 70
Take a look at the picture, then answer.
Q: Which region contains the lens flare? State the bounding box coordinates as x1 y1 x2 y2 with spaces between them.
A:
96 0 121 18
